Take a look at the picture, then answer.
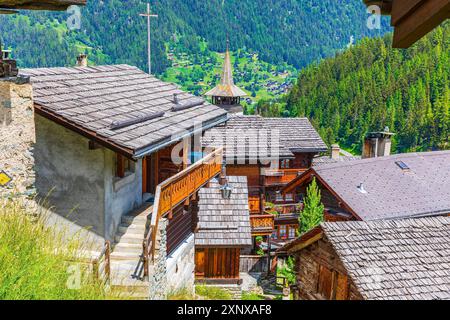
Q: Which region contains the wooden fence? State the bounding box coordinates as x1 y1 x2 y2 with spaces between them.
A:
240 255 269 273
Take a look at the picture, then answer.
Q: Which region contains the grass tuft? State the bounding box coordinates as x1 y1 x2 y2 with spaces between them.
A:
195 285 232 300
0 199 113 300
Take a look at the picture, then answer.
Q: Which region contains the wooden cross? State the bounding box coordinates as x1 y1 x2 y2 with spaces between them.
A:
139 3 158 74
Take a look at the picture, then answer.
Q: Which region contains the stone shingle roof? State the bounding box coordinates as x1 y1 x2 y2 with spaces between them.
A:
196 176 252 247
21 65 228 158
202 115 327 162
309 151 450 220
322 217 450 300
312 155 361 166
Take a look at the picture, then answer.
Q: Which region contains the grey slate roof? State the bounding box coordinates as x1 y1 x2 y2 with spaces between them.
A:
312 151 450 220
21 65 228 157
196 176 252 247
202 115 327 161
322 217 450 300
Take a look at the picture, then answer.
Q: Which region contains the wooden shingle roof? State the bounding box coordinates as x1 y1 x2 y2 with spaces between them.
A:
196 176 252 247
322 217 450 300
202 115 327 162
21 65 228 158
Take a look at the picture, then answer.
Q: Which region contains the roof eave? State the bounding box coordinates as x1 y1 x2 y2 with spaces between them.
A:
133 112 229 159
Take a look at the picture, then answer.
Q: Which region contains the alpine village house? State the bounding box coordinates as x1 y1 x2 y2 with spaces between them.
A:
1 0 450 300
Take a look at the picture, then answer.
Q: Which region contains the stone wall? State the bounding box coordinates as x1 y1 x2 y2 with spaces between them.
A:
148 218 168 300
0 78 35 199
166 234 195 295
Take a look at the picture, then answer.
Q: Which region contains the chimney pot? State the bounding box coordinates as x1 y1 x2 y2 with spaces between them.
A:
331 144 340 160
362 128 394 159
76 54 88 67
173 93 179 104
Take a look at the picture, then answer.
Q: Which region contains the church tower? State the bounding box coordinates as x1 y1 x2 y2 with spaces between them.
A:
205 40 247 114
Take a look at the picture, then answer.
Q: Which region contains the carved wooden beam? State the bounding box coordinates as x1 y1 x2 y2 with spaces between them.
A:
0 0 86 11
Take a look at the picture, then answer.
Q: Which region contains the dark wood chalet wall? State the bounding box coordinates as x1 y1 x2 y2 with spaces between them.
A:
227 165 262 187
292 153 315 169
294 236 362 300
166 201 196 255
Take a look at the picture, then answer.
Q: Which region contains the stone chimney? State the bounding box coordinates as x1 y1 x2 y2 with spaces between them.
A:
362 127 394 159
331 144 340 160
76 53 88 67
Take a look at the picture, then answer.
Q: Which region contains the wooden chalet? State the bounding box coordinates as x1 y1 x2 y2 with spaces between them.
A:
195 176 252 284
280 217 450 300
203 115 327 245
283 150 450 222
18 64 230 297
205 41 247 114
364 0 450 48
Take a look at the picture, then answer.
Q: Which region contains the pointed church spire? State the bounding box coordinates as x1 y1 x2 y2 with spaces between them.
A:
205 38 247 114
221 38 235 87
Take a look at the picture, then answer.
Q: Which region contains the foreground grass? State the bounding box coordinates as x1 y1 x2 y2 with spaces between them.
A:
241 291 266 300
0 200 111 300
195 285 232 300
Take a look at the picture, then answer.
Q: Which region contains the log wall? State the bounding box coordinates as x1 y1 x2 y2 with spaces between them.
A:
294 236 363 300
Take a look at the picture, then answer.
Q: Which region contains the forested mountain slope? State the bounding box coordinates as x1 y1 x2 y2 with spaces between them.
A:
281 23 449 153
0 0 389 73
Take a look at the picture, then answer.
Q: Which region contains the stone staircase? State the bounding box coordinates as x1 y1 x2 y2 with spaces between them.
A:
109 203 153 300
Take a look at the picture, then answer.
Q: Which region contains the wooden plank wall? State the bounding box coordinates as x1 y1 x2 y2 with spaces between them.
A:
166 202 195 255
294 238 363 300
195 248 240 279
227 165 261 187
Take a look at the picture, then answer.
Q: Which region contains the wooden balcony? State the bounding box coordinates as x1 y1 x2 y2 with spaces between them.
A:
144 148 223 267
263 169 306 186
250 214 275 236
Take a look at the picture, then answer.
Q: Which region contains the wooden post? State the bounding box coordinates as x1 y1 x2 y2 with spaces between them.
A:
105 241 111 283
183 137 190 169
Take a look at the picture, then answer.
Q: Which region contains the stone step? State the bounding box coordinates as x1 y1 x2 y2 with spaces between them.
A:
115 233 144 245
118 223 147 234
121 215 149 226
113 242 142 253
111 250 142 261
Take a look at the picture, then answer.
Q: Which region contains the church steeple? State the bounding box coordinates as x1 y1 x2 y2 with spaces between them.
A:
205 39 247 114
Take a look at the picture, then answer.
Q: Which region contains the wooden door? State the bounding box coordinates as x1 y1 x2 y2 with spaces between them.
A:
195 249 205 278
317 265 334 299
335 273 349 300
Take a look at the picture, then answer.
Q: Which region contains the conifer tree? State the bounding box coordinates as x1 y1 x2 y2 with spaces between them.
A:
299 177 324 234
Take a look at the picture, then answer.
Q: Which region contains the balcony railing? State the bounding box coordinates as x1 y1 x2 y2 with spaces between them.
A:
250 214 275 236
143 148 224 275
263 169 307 186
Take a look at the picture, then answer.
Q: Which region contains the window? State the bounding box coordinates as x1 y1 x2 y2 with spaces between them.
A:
279 225 287 239
288 225 297 239
116 153 134 178
280 159 291 169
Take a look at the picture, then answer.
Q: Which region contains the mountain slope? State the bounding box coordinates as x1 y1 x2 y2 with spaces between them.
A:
0 0 389 73
281 22 449 153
